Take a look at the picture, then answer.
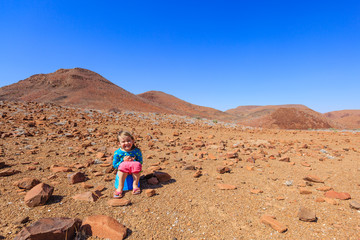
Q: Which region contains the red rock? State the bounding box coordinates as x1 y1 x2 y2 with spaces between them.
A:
50 165 72 173
245 166 254 171
72 192 98 202
208 153 217 160
14 178 41 190
0 168 21 177
250 189 263 194
324 197 339 205
67 172 86 184
153 172 171 183
324 190 351 200
298 206 317 222
24 183 54 207
217 184 237 190
226 151 238 158
349 200 360 210
147 177 159 185
301 161 311 167
216 166 231 174
145 189 156 197
81 182 94 189
183 165 196 170
303 175 324 183
14 217 81 240
279 157 290 162
299 188 312 194
315 197 325 202
107 199 131 207
96 152 105 159
193 170 202 178
81 215 127 240
182 146 193 150
316 186 333 192
260 215 287 233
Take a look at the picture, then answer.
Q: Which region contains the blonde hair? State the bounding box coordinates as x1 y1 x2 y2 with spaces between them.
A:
117 130 136 149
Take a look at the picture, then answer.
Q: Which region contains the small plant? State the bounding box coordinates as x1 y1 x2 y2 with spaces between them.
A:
213 119 218 123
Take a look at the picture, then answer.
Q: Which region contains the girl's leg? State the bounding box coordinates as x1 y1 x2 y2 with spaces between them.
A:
132 172 141 190
116 171 128 193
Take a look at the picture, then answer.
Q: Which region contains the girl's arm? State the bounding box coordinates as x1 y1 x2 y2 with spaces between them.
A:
112 152 124 169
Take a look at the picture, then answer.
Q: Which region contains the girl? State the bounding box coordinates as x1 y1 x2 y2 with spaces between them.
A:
113 130 143 198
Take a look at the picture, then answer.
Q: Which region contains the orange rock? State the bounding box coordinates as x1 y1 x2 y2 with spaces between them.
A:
303 175 324 183
250 189 263 194
81 215 127 240
217 184 237 190
260 215 287 233
299 188 312 194
324 190 351 200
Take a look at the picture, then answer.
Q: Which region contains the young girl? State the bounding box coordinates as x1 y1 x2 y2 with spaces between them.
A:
113 130 143 198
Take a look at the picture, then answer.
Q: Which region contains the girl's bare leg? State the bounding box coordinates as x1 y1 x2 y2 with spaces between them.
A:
132 172 141 190
117 171 128 192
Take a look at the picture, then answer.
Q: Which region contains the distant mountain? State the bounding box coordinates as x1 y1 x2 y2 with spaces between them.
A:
226 105 341 129
138 91 237 121
0 68 170 113
324 110 360 129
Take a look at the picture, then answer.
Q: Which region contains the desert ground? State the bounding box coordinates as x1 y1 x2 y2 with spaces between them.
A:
1 100 360 239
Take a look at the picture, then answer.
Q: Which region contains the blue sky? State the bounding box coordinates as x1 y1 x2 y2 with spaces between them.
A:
1 1 359 113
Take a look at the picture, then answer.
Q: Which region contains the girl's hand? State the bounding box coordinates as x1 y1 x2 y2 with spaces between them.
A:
124 156 135 161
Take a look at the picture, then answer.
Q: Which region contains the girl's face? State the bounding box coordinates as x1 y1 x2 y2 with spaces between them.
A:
119 136 134 152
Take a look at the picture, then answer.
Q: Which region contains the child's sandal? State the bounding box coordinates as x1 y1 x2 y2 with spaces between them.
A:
113 190 123 199
132 188 141 195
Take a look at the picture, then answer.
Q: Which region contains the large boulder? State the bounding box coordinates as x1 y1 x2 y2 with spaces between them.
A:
24 183 54 207
14 217 81 240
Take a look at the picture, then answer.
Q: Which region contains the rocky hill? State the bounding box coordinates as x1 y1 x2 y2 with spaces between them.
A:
138 91 237 122
227 105 341 129
0 68 170 113
324 110 360 129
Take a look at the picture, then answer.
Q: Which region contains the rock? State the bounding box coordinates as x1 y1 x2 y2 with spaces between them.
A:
217 184 237 190
303 175 324 183
299 188 312 194
0 161 5 168
324 197 339 205
260 215 287 233
298 206 317 222
301 161 311 167
245 166 254 171
67 172 86 184
147 177 159 185
250 189 263 194
50 166 72 173
324 190 351 200
153 172 171 183
24 183 54 207
316 186 333 192
182 165 196 170
81 182 94 189
14 216 30 225
72 192 98 202
226 152 238 158
193 170 202 178
107 199 131 207
14 178 41 190
182 146 193 150
0 168 21 177
279 157 290 162
81 215 127 240
14 217 81 240
349 200 360 210
145 189 156 197
216 166 231 174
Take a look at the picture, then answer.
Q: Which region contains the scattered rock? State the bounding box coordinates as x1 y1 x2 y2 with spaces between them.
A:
0 168 21 177
14 217 81 240
217 184 237 190
298 206 317 222
145 189 156 197
349 200 360 210
67 172 86 184
147 177 159 185
250 189 263 194
14 178 41 190
324 190 351 200
153 172 171 183
81 215 127 240
72 192 98 202
216 166 231 174
183 165 196 170
299 188 312 195
24 183 54 207
303 175 324 183
260 215 287 233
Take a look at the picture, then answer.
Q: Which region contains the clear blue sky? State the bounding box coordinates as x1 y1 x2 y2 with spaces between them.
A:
1 1 359 113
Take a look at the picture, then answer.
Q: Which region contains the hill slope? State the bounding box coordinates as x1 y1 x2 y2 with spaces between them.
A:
0 68 170 113
138 91 237 122
227 105 340 129
324 110 360 129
